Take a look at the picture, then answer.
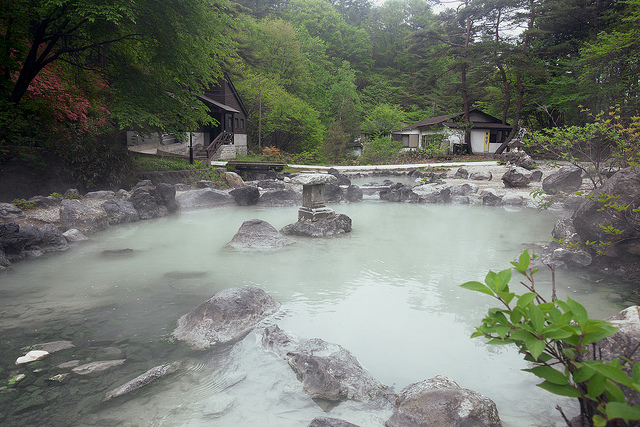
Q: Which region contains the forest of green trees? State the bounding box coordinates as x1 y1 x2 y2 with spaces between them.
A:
1 0 639 180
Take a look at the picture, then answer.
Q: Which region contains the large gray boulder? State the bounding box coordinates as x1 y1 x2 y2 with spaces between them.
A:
60 199 109 233
262 325 386 403
482 191 502 206
328 168 352 186
501 167 531 188
176 188 236 210
325 183 345 203
386 376 502 427
469 171 492 181
552 248 592 267
0 222 26 261
0 222 68 262
129 180 169 219
26 195 61 208
227 219 294 251
450 183 478 196
346 185 363 202
172 287 280 350
257 189 302 207
156 183 178 213
380 184 419 202
281 214 352 237
542 165 583 195
582 306 640 405
572 168 640 279
499 151 536 170
0 248 10 269
0 203 25 222
413 185 450 203
258 179 285 190
230 186 260 206
21 223 68 256
102 199 140 225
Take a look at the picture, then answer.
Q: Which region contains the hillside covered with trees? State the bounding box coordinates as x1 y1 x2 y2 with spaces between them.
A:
1 0 639 187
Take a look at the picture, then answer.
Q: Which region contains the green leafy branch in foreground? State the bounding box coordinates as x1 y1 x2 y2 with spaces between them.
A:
462 250 640 426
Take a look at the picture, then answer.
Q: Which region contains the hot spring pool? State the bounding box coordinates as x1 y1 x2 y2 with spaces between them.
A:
0 201 628 426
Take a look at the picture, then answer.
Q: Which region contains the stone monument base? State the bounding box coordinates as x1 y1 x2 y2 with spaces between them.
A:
298 206 336 222
281 214 352 238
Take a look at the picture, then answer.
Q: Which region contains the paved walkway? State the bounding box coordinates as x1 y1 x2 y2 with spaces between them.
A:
211 160 498 172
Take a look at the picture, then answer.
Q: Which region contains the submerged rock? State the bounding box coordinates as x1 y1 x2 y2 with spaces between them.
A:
72 359 126 375
104 361 181 401
25 340 75 353
262 325 386 403
227 219 294 251
309 417 360 427
172 287 280 350
386 376 502 427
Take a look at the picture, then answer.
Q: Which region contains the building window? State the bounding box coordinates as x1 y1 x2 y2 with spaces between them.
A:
235 118 239 128
240 118 245 129
227 117 233 129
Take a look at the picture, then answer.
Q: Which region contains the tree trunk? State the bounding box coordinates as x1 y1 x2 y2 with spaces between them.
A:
462 6 472 154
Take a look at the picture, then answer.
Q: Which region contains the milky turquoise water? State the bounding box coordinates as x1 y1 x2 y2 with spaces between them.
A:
0 202 627 426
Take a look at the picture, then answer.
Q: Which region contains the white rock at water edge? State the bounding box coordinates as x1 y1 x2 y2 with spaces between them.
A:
16 350 49 365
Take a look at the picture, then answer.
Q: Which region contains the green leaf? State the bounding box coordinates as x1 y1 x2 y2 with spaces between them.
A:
573 365 596 383
583 330 618 345
588 372 607 397
485 271 498 292
510 307 524 323
495 325 511 339
496 268 512 292
487 338 514 345
461 281 494 296
524 336 546 360
511 249 530 273
528 304 545 331
566 297 588 327
537 381 582 398
517 292 537 308
524 366 569 385
542 324 574 340
605 402 640 421
633 362 640 383
496 291 515 305
592 414 607 427
587 363 635 388
605 379 626 403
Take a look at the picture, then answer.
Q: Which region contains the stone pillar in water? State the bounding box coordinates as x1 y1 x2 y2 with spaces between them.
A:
281 173 351 237
294 174 338 222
